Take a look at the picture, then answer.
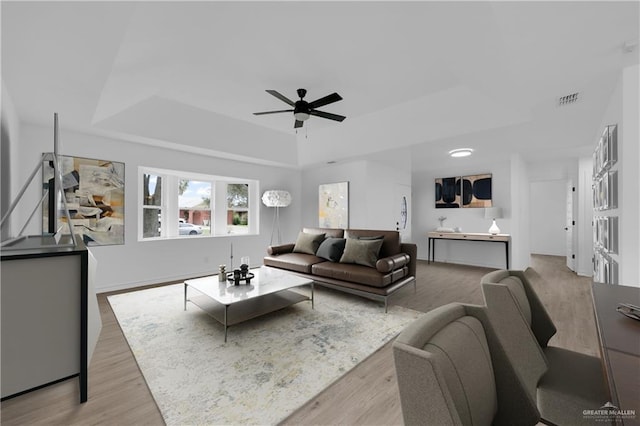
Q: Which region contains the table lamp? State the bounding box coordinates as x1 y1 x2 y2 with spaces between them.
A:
484 207 503 235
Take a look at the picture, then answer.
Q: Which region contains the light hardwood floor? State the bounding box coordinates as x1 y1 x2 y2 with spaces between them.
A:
0 255 598 425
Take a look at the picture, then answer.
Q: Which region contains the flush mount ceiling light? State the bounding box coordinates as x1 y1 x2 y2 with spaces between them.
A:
449 148 474 158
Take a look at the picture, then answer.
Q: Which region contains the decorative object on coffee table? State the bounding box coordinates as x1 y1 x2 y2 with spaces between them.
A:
227 269 254 285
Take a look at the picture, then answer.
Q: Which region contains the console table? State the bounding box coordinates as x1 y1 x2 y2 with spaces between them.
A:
591 283 640 425
427 231 510 269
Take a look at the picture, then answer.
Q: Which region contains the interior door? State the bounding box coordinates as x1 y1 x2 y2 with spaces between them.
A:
566 180 575 271
394 184 411 242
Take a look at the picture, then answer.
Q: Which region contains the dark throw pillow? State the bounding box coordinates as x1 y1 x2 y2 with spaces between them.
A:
292 232 326 255
316 237 347 262
339 238 384 268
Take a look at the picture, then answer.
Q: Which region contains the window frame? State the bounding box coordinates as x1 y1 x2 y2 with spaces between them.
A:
138 166 259 241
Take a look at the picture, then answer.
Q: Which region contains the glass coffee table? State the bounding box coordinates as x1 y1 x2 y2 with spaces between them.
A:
184 266 314 342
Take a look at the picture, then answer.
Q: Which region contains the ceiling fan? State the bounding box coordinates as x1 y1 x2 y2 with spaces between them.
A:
253 88 346 129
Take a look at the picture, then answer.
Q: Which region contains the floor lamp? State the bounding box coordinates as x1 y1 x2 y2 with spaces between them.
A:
262 190 292 245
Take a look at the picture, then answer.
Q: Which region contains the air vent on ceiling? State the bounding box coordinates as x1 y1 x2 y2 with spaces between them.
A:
558 92 579 106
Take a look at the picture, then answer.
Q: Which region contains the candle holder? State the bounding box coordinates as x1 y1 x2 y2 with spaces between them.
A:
227 270 254 285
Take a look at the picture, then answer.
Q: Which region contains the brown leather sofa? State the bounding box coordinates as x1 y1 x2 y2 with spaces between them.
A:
263 227 417 311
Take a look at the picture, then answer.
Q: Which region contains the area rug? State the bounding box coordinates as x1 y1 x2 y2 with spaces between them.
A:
108 283 421 425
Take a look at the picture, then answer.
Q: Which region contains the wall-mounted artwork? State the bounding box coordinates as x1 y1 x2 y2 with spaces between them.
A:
43 155 125 246
436 173 492 208
461 173 492 208
435 177 461 208
319 181 349 228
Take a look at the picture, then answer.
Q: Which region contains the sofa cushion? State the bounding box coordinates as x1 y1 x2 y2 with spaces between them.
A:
312 261 397 288
339 237 384 267
303 227 344 238
263 252 326 274
267 243 295 255
293 231 326 255
316 237 346 262
345 229 401 258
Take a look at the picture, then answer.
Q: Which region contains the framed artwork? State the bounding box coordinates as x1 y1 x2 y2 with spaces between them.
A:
461 173 492 208
435 177 461 208
319 181 349 228
436 173 492 208
43 155 125 246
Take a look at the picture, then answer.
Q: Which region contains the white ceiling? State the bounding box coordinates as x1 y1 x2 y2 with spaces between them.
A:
2 1 639 169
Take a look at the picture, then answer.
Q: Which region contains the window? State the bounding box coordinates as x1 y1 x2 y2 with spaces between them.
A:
179 179 211 235
139 167 259 240
227 183 249 234
142 174 162 238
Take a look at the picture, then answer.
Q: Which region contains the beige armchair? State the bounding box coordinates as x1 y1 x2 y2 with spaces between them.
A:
481 270 610 426
392 303 540 426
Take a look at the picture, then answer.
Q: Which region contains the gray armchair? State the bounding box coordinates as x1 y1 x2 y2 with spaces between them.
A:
481 270 610 426
392 303 540 426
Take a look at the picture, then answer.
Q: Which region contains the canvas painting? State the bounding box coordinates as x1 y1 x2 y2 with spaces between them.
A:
43 155 125 246
319 182 349 228
435 177 461 208
461 173 492 208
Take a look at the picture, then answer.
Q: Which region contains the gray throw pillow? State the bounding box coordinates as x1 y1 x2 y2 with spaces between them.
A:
292 232 326 255
316 237 347 262
339 238 384 268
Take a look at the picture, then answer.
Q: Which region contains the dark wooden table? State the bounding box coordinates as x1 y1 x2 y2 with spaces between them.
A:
591 283 640 425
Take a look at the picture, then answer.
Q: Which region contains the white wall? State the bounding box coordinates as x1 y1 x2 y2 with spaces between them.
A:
0 80 21 240
529 180 567 256
620 65 640 286
577 157 594 276
510 154 530 271
300 159 411 235
14 123 302 292
413 159 513 269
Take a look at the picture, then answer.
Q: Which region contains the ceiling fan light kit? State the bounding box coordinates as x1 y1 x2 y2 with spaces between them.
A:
254 88 346 128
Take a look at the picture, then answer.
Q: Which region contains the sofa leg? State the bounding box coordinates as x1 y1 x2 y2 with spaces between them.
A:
384 298 388 313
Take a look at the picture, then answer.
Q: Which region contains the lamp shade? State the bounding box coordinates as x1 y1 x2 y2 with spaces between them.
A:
484 207 503 220
261 190 292 207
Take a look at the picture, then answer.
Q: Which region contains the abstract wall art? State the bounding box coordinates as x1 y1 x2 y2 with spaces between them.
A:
319 181 349 228
435 173 492 208
43 155 125 246
435 177 461 208
461 173 492 208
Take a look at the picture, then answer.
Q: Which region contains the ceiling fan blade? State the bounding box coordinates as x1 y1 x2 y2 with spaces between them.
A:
294 119 304 128
309 109 346 122
308 92 342 109
266 90 295 106
253 109 293 115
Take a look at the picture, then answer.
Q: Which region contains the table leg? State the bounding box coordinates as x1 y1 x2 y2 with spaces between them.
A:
428 238 432 263
505 241 510 269
311 282 315 309
184 283 187 311
432 238 436 263
224 305 228 343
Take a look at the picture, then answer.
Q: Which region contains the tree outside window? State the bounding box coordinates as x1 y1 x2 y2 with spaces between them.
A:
227 183 249 233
